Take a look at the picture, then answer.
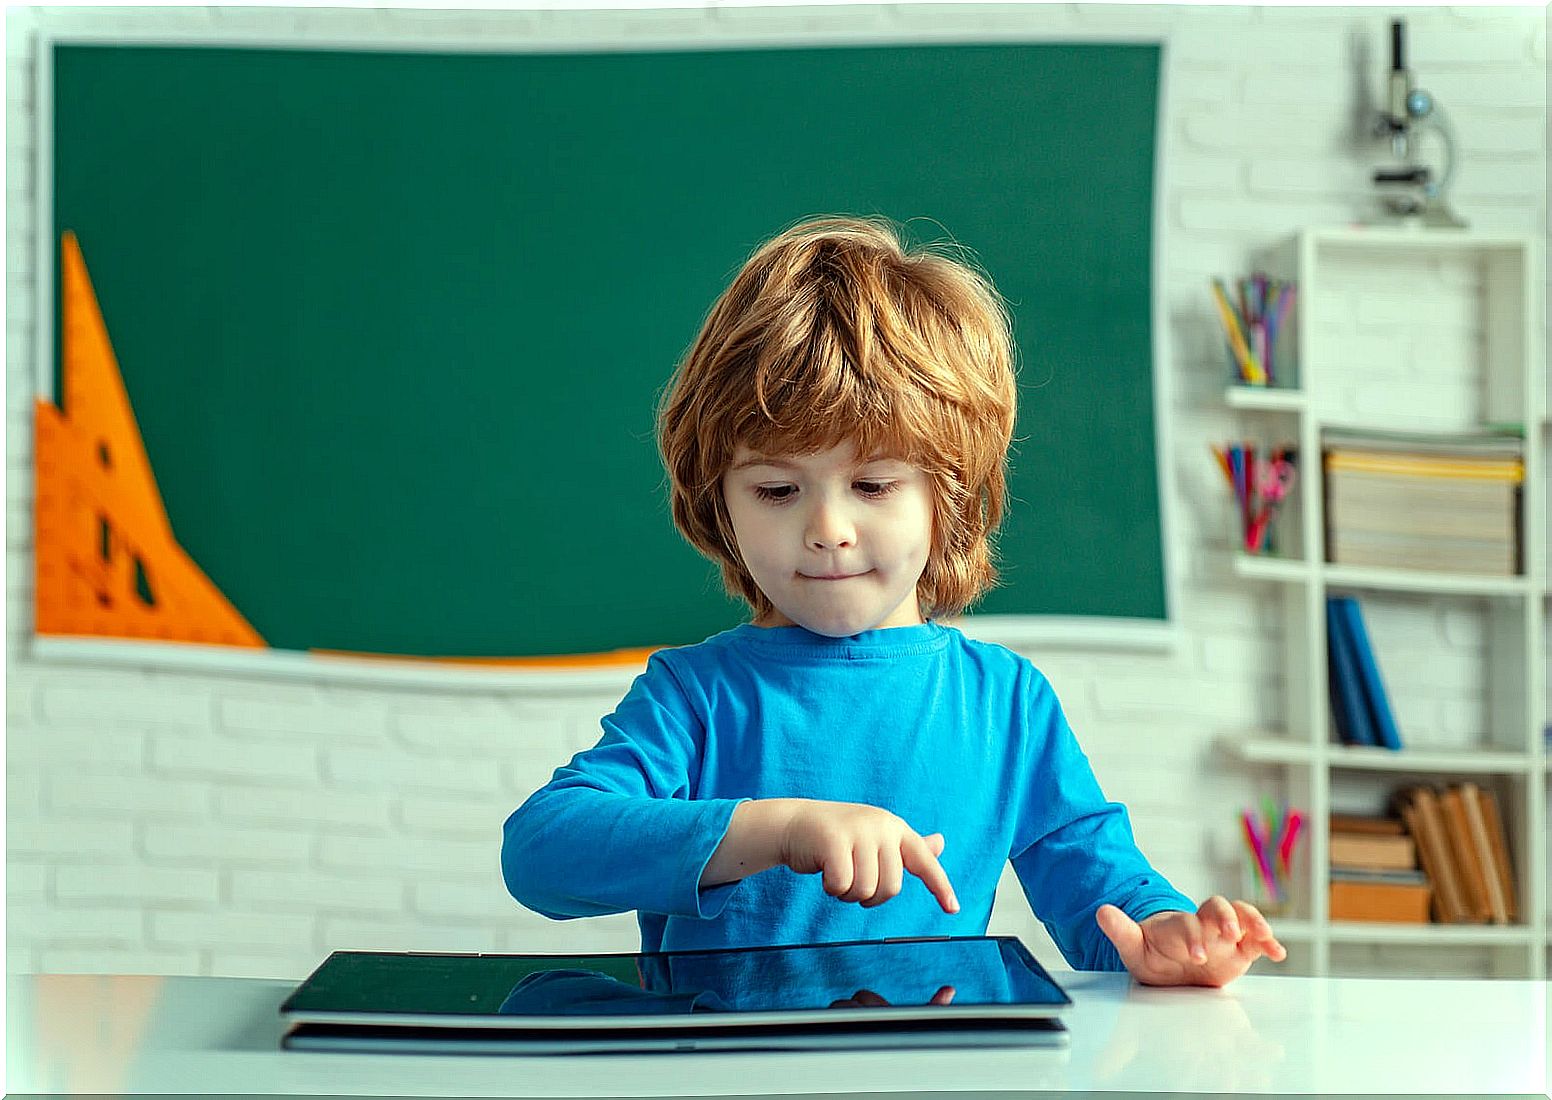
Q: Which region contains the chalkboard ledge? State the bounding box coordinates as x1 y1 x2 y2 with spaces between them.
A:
29 635 643 693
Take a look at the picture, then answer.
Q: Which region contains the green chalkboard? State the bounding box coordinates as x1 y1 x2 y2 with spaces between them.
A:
50 40 1165 658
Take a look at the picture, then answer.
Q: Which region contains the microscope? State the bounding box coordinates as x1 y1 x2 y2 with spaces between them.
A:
1372 17 1467 228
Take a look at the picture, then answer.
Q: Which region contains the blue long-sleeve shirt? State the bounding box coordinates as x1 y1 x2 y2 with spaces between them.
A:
502 621 1194 970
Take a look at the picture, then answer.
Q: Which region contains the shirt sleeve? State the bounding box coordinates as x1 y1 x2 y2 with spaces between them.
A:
501 649 748 921
1008 665 1195 971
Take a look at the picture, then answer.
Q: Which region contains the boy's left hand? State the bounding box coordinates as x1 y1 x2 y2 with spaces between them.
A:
1096 897 1287 987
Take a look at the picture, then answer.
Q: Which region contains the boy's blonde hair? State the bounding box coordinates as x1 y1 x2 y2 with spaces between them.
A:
656 214 1019 622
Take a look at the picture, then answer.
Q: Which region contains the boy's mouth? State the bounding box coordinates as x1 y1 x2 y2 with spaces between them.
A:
801 570 871 581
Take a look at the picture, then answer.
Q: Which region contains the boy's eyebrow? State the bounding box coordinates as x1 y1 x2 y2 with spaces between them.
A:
730 456 797 471
730 453 900 471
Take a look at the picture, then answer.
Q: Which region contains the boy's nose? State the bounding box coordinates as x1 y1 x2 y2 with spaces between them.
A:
805 501 857 550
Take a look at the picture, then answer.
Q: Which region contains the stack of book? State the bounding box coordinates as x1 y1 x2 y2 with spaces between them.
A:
1325 595 1402 749
1327 814 1428 923
1392 783 1518 925
1322 428 1524 576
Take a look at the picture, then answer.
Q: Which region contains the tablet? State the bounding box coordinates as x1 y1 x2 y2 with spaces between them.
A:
279 935 1071 1053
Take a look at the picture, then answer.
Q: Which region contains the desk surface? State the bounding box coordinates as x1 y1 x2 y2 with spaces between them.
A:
6 970 1547 1096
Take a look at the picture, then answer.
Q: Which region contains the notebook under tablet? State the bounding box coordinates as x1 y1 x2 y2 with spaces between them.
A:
279 935 1071 1054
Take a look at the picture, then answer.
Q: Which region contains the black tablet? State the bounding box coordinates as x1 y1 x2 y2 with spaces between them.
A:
279 935 1071 1053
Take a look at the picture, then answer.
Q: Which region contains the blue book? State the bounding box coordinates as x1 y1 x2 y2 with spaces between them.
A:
1326 596 1375 746
1336 596 1403 751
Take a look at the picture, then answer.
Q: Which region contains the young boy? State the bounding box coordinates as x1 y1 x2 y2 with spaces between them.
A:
503 215 1285 987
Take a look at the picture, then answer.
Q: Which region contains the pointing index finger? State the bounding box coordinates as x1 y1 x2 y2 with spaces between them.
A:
902 833 959 913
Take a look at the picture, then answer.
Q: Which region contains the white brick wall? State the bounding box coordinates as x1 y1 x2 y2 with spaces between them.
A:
5 3 1547 981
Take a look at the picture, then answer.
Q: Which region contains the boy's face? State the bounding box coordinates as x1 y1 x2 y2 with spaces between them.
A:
721 439 932 636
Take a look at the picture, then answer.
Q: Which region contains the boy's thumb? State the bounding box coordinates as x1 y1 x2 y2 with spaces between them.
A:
923 832 945 857
1095 903 1143 961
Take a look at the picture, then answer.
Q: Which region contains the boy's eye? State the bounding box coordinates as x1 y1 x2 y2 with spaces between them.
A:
751 481 899 502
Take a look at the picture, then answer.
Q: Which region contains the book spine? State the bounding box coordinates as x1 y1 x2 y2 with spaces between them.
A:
1478 788 1519 922
1406 786 1468 923
1459 783 1508 924
1326 597 1375 746
1399 801 1442 922
1339 597 1402 751
1440 786 1491 922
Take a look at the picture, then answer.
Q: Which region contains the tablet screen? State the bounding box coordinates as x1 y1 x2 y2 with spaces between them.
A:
281 935 1070 1025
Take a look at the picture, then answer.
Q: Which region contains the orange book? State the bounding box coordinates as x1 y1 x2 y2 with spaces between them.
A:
1479 786 1518 922
1470 784 1518 923
1328 880 1431 923
1459 782 1507 924
1329 831 1416 871
1329 814 1406 836
1399 787 1466 923
1440 786 1491 922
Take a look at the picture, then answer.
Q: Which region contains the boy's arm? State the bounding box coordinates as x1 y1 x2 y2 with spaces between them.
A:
698 799 802 887
501 651 749 921
1008 669 1195 971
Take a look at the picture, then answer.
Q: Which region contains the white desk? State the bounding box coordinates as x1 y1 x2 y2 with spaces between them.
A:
6 970 1546 1096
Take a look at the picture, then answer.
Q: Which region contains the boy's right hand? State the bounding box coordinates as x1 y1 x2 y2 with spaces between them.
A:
776 799 959 914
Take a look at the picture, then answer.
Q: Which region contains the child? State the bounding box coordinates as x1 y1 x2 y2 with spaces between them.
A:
503 215 1285 987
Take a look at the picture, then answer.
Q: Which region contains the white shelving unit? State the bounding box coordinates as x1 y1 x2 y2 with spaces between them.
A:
1222 227 1546 979
1543 411 1551 961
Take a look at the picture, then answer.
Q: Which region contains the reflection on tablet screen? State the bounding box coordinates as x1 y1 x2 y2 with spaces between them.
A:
496 937 1067 1018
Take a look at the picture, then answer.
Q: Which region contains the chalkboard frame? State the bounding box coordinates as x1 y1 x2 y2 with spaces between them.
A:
29 24 1182 690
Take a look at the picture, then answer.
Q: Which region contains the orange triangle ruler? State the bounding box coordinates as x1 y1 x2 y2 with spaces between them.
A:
33 232 265 648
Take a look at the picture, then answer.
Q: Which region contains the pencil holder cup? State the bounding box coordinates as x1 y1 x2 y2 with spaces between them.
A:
1213 441 1300 558
1238 848 1302 919
1211 273 1296 389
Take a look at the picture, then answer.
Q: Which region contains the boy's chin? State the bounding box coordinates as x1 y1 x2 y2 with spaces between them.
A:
796 620 869 638
778 604 895 638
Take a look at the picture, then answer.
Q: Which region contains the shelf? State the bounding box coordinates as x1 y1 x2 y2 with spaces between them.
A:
1326 921 1537 947
1232 554 1310 584
1324 744 1536 774
1228 737 1537 774
1306 227 1536 252
1264 919 1315 941
1232 554 1537 598
1322 564 1536 598
1229 737 1317 765
1266 918 1537 947
1225 386 1305 413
